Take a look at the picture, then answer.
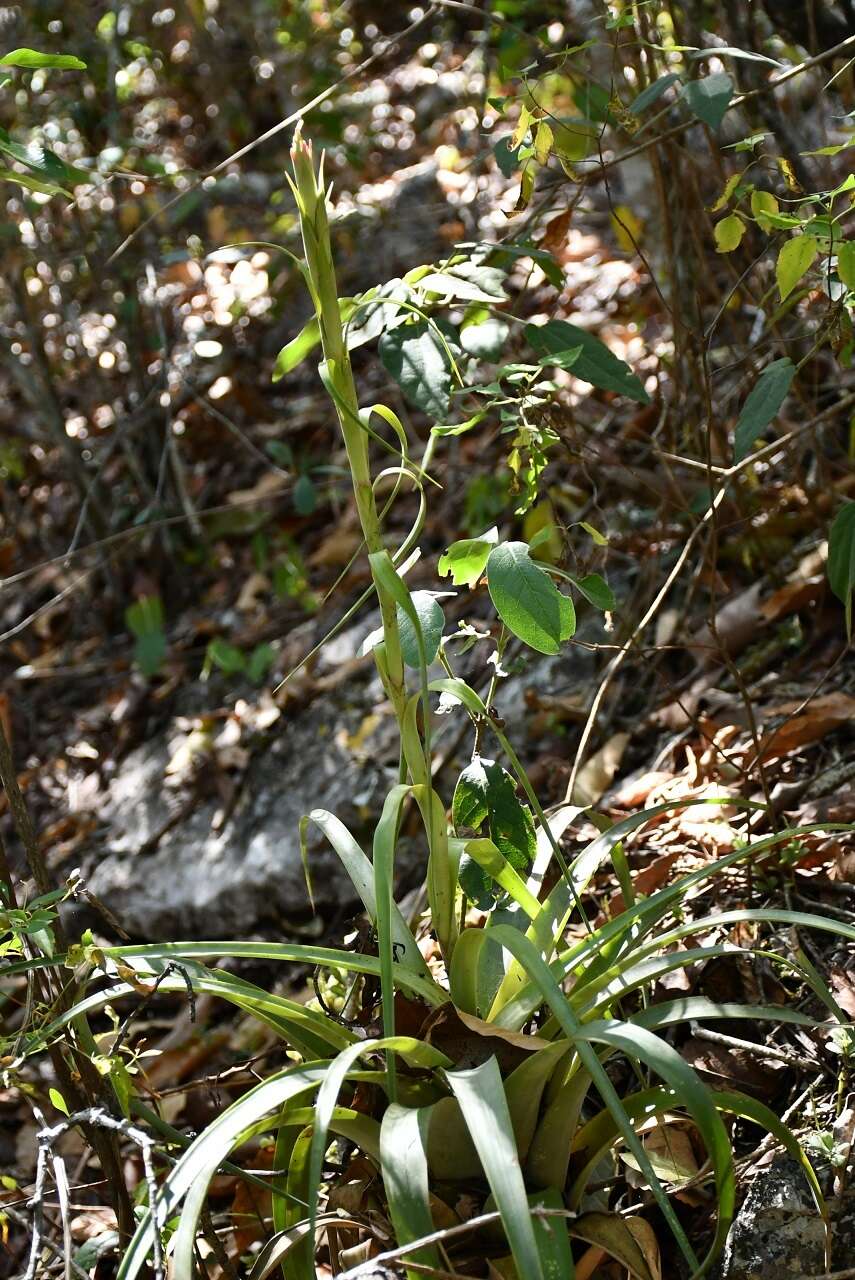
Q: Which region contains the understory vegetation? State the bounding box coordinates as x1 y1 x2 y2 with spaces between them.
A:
2 3 855 1279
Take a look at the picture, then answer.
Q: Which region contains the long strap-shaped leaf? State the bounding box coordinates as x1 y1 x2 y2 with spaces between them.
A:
494 827 855 1029
488 925 729 1277
446 1057 545 1280
374 784 413 1101
117 1061 330 1280
103 939 446 1006
380 1104 440 1278
301 808 431 980
306 1037 452 1255
32 970 355 1061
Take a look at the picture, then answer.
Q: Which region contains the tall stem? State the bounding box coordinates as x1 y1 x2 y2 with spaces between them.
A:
291 134 407 720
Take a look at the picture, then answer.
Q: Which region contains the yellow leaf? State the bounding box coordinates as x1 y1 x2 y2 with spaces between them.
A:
511 103 531 150
612 203 644 252
534 119 553 165
777 156 803 193
709 172 741 213
714 213 745 252
750 188 779 231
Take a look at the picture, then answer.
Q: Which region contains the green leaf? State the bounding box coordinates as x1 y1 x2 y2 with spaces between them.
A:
460 307 509 360
838 241 855 290
446 1058 545 1280
247 643 275 683
689 45 783 68
0 128 90 187
776 234 819 301
380 1105 440 1278
733 357 795 462
681 72 733 129
453 757 491 831
345 279 410 350
0 48 87 69
580 520 608 546
487 541 569 654
398 591 444 668
750 188 779 231
488 928 732 1274
453 758 536 868
207 638 246 674
132 633 165 678
628 72 680 115
125 596 166 677
463 839 541 918
49 1087 69 1115
292 472 316 515
117 1063 330 1280
714 213 745 252
0 166 69 197
379 319 457 419
525 320 650 404
828 501 855 638
530 1188 576 1280
438 526 498 586
419 262 507 303
574 573 616 612
494 136 521 177
272 317 319 381
302 808 431 980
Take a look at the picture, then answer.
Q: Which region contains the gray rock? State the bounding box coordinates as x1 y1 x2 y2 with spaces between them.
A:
717 1157 828 1279
86 689 401 940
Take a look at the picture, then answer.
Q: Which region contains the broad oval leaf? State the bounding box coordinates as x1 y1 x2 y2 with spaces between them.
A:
486 541 567 654
750 188 779 231
714 213 745 252
438 526 499 586
525 319 650 404
452 756 491 831
379 319 457 419
733 357 795 462
776 234 819 301
398 591 445 668
681 72 733 129
574 572 616 612
460 308 509 360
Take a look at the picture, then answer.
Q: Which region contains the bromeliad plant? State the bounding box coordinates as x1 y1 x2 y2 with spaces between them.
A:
15 133 855 1280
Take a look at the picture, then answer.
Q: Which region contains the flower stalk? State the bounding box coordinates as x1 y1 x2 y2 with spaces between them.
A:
289 129 457 959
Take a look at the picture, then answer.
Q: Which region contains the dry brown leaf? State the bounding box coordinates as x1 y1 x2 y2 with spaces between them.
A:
613 770 674 808
759 577 824 622
568 732 630 806
225 471 286 505
758 692 855 761
571 1211 662 1280
309 525 363 568
542 208 573 253
829 967 855 1018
